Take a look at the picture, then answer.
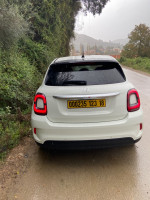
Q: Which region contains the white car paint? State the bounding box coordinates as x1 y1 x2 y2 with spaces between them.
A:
31 55 143 148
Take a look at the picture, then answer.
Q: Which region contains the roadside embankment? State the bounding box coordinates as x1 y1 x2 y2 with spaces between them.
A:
119 57 150 74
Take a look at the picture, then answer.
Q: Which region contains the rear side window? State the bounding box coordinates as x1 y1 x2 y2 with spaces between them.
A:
45 62 126 86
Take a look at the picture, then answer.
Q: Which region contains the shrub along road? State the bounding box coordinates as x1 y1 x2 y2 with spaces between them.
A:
0 68 150 200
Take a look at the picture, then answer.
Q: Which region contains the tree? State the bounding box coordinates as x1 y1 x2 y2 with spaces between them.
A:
122 24 150 58
0 1 28 49
81 0 110 15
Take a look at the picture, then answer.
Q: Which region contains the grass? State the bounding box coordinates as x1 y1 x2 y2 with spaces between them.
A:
0 111 31 161
119 57 150 74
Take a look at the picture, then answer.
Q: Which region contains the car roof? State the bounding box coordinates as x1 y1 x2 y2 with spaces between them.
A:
54 55 118 64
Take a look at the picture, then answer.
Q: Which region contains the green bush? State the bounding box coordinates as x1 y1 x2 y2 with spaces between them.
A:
18 39 53 74
119 57 150 73
119 56 126 63
0 110 31 160
0 2 28 49
0 48 40 110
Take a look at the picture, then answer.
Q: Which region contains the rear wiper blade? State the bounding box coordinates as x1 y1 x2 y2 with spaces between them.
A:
63 80 87 86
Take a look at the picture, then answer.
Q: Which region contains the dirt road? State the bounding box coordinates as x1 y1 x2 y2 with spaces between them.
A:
1 68 150 200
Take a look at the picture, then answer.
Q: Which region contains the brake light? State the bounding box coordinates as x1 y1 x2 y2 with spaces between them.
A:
34 93 47 115
127 89 140 112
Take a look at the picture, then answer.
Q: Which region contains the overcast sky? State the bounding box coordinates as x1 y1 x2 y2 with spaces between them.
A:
75 0 150 41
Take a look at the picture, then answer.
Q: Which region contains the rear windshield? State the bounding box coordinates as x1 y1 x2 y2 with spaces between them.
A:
45 62 126 86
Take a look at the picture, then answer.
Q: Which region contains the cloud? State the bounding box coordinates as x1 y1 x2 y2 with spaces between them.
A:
75 0 150 41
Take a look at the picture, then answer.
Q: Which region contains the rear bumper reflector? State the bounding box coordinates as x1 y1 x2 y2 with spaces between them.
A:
140 123 143 130
34 128 36 134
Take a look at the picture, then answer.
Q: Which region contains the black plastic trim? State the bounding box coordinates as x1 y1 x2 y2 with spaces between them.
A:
37 137 141 150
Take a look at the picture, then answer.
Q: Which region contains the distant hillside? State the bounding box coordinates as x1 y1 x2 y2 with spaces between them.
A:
112 38 129 46
71 33 128 51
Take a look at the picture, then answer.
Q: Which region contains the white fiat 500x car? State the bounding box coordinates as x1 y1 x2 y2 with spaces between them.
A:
31 55 143 149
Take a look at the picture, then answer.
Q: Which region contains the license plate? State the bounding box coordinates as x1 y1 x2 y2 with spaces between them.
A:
67 99 106 109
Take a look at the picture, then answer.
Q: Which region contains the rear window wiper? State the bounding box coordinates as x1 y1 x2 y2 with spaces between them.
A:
62 80 87 86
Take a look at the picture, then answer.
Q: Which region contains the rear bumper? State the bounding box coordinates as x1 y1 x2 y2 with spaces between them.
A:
38 138 141 150
31 108 143 146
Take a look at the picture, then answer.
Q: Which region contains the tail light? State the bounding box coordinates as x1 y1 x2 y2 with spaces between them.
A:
34 93 47 115
127 89 140 112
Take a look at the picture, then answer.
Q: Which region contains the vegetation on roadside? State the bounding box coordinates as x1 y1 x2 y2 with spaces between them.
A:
121 24 150 58
120 24 150 74
119 57 150 74
0 108 31 160
0 0 109 159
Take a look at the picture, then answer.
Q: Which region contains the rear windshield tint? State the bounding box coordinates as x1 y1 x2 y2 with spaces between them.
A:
45 62 126 86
